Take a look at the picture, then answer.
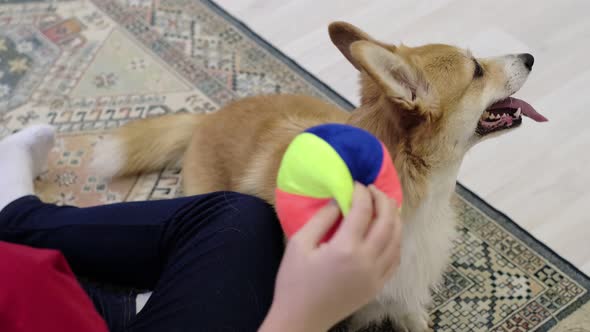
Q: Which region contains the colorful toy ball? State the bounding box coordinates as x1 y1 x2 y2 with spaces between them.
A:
275 123 403 241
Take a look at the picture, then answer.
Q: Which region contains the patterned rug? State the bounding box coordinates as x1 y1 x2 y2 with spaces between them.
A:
0 1 588 331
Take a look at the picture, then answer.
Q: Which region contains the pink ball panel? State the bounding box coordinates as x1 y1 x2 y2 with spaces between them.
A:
275 188 341 242
373 143 403 208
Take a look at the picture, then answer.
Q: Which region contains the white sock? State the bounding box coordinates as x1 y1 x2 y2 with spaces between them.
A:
136 292 152 313
0 124 56 211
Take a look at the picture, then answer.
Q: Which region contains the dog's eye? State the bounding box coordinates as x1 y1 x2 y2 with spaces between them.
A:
473 60 484 78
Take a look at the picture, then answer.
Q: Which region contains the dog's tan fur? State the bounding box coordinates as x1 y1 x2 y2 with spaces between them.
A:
93 22 537 331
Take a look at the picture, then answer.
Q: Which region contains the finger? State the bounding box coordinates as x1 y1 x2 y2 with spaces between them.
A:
333 183 373 244
378 230 402 281
379 249 401 285
378 211 403 282
365 185 397 256
293 201 341 247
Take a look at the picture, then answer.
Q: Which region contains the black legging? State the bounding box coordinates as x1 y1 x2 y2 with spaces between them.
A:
0 192 285 332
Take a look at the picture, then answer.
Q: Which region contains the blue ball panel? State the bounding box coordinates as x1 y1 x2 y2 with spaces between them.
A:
305 123 383 185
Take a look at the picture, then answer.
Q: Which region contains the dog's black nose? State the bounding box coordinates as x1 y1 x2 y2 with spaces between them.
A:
519 53 535 70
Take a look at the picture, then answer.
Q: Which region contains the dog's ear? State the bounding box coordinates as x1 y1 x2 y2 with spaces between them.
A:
350 40 434 111
329 22 377 70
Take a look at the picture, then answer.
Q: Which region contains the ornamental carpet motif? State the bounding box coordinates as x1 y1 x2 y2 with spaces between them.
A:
0 1 587 331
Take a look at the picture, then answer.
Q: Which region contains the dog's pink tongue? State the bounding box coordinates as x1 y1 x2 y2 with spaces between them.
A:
489 97 547 122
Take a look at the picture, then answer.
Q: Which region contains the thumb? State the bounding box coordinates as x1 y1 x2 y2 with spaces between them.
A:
293 201 341 247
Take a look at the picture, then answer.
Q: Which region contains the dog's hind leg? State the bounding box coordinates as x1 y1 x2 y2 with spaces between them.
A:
182 153 229 196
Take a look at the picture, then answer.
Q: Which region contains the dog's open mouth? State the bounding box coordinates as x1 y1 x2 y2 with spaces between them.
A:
476 97 548 136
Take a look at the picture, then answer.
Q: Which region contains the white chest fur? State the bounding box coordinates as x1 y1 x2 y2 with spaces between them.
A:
378 185 457 307
384 164 459 300
351 164 461 330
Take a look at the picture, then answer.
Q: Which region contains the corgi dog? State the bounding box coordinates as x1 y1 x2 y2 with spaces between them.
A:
92 22 547 331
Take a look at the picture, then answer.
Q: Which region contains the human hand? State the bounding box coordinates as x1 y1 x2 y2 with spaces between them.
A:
260 183 403 332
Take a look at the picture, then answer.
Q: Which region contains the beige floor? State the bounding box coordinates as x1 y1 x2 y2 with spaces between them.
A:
215 0 590 275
